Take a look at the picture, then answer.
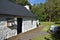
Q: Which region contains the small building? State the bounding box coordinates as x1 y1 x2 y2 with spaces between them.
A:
0 0 39 39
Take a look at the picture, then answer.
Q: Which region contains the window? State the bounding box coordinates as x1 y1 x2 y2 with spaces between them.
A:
7 18 14 27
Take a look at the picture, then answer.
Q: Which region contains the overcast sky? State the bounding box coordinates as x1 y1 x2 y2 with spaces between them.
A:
28 0 46 5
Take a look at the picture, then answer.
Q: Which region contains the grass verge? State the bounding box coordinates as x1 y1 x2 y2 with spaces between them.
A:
32 22 60 40
40 22 60 32
32 34 52 40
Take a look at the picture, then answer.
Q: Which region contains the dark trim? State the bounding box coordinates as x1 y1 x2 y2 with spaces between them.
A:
0 14 37 18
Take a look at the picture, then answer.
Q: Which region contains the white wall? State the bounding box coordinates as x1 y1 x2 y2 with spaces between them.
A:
0 16 38 39
22 18 37 33
0 16 17 39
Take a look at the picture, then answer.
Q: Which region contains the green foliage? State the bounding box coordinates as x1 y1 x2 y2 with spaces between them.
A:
51 32 60 40
44 0 60 21
31 3 46 21
55 21 60 24
31 0 60 22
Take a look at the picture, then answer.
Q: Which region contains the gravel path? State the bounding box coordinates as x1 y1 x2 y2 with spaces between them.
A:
8 27 49 40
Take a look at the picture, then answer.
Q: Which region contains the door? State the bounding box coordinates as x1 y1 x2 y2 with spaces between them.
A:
17 18 22 34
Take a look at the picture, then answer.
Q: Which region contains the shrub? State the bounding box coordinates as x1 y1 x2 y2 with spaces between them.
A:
55 21 60 24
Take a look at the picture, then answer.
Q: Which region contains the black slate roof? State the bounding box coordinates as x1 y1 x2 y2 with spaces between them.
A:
0 0 36 18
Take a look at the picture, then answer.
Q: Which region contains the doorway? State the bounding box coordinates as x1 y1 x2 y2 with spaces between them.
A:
17 18 22 34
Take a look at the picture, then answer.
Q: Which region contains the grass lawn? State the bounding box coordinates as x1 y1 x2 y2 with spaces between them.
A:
32 34 52 40
32 22 60 40
40 22 60 32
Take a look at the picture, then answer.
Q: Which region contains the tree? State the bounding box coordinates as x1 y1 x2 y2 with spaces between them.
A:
44 0 60 21
31 0 60 22
31 3 47 21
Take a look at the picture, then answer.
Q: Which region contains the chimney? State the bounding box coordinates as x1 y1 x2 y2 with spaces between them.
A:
24 5 30 10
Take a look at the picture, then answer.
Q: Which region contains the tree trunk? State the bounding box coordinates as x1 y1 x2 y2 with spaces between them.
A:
49 14 51 22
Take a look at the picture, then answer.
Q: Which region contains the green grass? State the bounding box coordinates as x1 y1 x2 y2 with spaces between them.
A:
32 34 52 40
32 22 60 40
40 22 60 32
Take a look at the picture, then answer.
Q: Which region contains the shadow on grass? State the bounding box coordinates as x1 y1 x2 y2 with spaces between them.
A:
47 30 60 40
44 37 50 40
51 32 60 40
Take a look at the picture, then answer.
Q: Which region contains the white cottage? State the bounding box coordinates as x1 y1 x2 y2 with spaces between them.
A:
0 0 39 39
